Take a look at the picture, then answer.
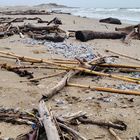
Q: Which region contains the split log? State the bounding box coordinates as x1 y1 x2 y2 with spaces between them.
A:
75 30 126 42
99 17 122 25
38 100 60 140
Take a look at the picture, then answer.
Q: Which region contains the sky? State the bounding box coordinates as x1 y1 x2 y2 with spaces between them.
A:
1 0 140 8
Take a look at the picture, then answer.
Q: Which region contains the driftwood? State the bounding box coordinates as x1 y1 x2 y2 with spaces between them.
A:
38 100 60 140
58 122 87 140
47 17 62 25
77 117 127 131
105 49 140 62
68 82 140 96
28 32 65 42
0 108 38 125
1 10 50 15
1 64 34 79
0 51 139 84
115 24 140 40
28 71 66 83
43 70 78 100
19 23 59 32
0 31 14 38
99 17 122 25
109 128 122 140
76 30 126 42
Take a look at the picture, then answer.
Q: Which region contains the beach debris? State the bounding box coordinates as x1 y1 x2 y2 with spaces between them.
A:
1 63 34 79
99 17 122 25
109 128 122 140
68 82 140 96
0 51 140 85
105 49 140 62
38 100 60 140
75 30 126 42
115 24 140 43
0 10 51 15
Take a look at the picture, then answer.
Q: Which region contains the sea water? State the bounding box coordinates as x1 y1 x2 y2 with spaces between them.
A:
52 7 140 24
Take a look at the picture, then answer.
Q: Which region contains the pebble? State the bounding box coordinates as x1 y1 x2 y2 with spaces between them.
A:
22 38 95 60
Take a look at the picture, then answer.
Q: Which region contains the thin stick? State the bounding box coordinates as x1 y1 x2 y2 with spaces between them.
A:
58 122 87 140
109 128 122 140
29 71 66 82
99 63 140 69
68 82 140 96
105 49 140 62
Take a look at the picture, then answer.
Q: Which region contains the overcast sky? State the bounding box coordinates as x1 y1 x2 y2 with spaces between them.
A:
1 0 140 8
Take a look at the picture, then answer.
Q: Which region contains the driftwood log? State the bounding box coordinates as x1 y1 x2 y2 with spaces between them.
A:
115 24 140 40
76 30 126 42
28 32 65 42
38 100 60 140
43 70 78 100
19 23 59 32
99 17 122 25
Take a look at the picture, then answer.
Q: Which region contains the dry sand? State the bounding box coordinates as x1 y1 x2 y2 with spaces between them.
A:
0 7 140 140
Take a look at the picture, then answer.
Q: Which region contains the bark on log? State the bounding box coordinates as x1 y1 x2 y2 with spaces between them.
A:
76 30 126 42
38 100 60 140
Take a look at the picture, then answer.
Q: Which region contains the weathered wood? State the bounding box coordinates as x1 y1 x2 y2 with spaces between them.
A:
44 70 78 100
28 33 65 42
19 23 59 32
38 100 60 140
105 49 140 62
58 122 87 140
77 117 126 131
1 10 50 15
68 82 140 96
99 17 122 25
0 51 139 84
76 30 126 42
109 128 122 140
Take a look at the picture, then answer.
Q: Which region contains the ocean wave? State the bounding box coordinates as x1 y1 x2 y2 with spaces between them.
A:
126 8 140 12
94 8 119 12
52 7 140 24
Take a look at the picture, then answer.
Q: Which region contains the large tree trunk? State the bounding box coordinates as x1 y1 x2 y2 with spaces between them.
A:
75 30 126 42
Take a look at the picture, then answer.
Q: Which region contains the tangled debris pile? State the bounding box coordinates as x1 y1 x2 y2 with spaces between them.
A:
0 48 140 139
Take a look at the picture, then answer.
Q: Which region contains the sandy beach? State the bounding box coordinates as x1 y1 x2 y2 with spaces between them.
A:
0 5 140 140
